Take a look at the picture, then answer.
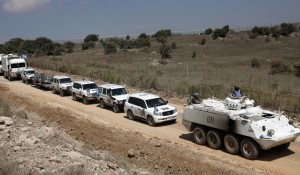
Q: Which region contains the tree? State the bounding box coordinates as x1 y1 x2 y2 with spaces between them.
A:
52 43 64 55
126 35 130 40
154 29 172 39
84 34 99 42
222 25 230 34
204 28 213 35
280 23 295 36
212 28 227 40
2 38 24 54
138 33 150 39
81 42 95 50
18 40 35 55
63 41 75 53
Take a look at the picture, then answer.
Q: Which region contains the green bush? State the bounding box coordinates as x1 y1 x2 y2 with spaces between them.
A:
204 28 213 35
103 42 117 54
154 29 172 39
248 33 258 39
212 28 227 40
63 41 75 53
280 23 296 36
160 43 172 59
81 42 95 50
84 34 99 42
198 38 206 45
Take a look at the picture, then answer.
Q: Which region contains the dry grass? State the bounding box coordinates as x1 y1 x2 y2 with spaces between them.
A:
28 32 300 114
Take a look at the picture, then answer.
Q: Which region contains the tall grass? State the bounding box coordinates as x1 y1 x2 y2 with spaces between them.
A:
27 34 300 114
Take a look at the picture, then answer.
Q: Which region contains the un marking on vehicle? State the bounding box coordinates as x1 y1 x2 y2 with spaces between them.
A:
207 116 214 124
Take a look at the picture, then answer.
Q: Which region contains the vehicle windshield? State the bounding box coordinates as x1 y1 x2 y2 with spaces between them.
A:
26 70 35 75
59 78 72 84
111 88 127 96
11 63 26 68
82 83 98 90
146 98 167 108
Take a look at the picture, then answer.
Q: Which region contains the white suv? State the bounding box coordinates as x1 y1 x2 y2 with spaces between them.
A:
124 93 178 126
51 76 73 96
97 84 129 113
21 68 36 84
71 81 99 104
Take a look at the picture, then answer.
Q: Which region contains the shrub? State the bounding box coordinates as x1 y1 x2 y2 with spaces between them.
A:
138 33 150 39
280 23 296 36
204 28 213 35
199 38 206 45
126 35 130 40
251 58 260 68
103 42 117 54
270 27 280 39
160 43 172 59
84 34 99 42
58 65 68 73
270 60 291 74
212 28 227 40
63 41 75 53
248 33 258 39
154 29 172 39
171 42 177 49
81 42 95 50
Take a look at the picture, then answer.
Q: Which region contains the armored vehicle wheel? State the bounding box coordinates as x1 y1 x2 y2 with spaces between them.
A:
59 89 65 97
99 99 106 108
127 110 134 120
26 80 30 84
52 87 56 94
8 75 12 81
224 134 240 155
22 79 25 83
207 130 223 150
193 126 207 145
147 116 156 126
240 138 259 160
83 96 89 104
112 104 119 113
72 93 78 101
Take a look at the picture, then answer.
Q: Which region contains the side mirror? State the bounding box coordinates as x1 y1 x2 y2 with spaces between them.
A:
165 101 169 104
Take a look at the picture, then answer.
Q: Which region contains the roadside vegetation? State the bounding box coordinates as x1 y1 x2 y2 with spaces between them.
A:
1 23 300 116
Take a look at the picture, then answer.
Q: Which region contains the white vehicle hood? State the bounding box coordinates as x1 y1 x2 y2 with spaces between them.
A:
113 94 129 101
152 105 175 112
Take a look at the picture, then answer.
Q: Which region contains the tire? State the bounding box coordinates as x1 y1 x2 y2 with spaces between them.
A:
59 89 65 97
147 116 156 126
127 110 134 120
207 130 223 150
112 103 119 113
193 126 207 145
240 138 259 160
72 93 78 101
26 80 30 84
224 134 240 155
52 87 56 94
22 79 25 83
99 99 106 108
8 75 12 81
83 96 89 104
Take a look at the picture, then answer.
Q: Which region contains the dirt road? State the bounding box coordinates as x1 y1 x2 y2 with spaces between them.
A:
1 76 299 174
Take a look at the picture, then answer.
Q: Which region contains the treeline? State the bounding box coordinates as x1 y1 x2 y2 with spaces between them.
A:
249 23 297 39
0 37 75 56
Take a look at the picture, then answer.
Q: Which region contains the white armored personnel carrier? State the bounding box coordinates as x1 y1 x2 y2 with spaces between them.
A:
182 96 300 159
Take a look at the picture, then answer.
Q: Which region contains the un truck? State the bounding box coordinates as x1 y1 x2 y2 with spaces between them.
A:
1 54 27 81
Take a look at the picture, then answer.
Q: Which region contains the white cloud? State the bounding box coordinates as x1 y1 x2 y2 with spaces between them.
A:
2 0 51 13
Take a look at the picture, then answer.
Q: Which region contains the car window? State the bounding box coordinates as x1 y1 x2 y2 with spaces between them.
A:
138 99 146 108
111 88 127 96
82 83 97 90
59 78 72 84
128 97 137 105
146 98 166 108
102 88 107 95
98 87 103 94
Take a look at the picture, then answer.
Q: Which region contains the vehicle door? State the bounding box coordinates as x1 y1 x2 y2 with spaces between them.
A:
101 88 109 105
136 99 147 119
73 83 82 98
52 78 58 90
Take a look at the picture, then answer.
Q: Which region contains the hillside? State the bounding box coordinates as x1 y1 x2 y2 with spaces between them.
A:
28 31 300 116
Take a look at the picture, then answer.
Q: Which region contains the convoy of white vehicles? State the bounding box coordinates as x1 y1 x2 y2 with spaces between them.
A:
0 53 299 160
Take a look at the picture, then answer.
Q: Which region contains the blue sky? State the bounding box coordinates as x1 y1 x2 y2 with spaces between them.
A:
0 0 299 43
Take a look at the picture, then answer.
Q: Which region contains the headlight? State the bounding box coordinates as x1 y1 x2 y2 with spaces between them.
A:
267 129 275 136
173 109 177 113
118 100 123 104
154 111 162 116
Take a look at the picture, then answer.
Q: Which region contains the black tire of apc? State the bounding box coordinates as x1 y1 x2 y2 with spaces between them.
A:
240 138 259 160
224 134 240 155
207 130 223 150
193 126 207 145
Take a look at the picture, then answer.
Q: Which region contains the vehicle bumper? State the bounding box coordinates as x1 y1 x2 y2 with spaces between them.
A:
154 113 178 123
255 131 300 150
